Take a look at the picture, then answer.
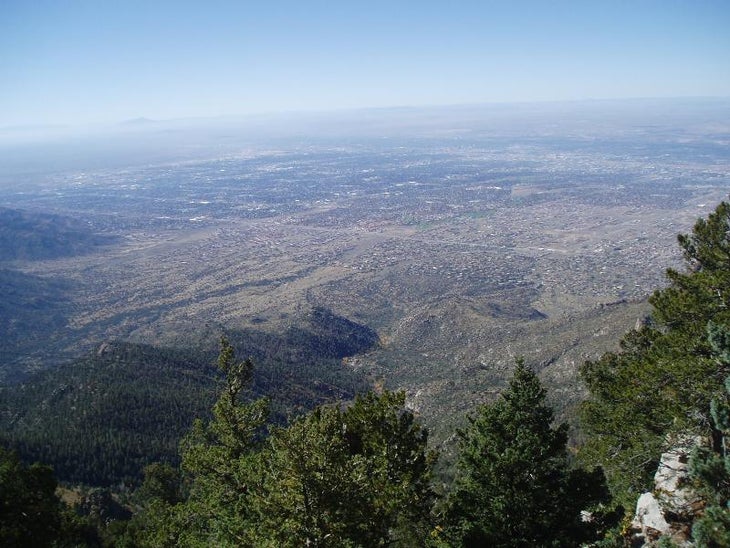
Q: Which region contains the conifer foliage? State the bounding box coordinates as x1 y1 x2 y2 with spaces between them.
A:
445 359 608 547
258 391 435 546
0 447 63 547
580 200 730 506
0 447 96 547
134 337 270 546
125 338 436 546
689 322 730 546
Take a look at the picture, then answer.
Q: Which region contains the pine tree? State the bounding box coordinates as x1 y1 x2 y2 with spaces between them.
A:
341 390 436 544
0 447 62 547
128 341 436 546
689 322 730 546
130 337 269 547
257 391 436 546
0 446 98 547
580 199 730 507
446 359 608 547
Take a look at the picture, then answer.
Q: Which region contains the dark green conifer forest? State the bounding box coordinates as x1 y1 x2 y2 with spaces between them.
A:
2 199 730 546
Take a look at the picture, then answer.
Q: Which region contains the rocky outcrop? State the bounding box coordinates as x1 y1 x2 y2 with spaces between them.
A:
630 437 705 547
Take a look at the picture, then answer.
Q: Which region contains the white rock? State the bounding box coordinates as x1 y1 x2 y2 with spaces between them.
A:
630 436 703 546
632 492 671 535
654 437 703 515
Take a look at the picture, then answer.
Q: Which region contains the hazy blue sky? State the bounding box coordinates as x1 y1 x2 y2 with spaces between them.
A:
2 0 729 127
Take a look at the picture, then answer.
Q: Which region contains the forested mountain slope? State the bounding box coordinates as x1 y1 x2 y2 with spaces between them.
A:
0 306 375 486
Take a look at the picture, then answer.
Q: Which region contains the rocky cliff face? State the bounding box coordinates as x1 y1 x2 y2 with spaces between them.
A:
630 437 705 547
